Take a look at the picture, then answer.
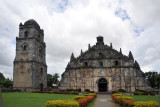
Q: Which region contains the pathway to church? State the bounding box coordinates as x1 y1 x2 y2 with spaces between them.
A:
93 94 118 107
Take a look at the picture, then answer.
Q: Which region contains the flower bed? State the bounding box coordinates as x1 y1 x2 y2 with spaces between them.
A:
46 100 79 107
134 101 158 107
112 93 158 107
45 93 97 107
32 90 79 95
112 93 134 107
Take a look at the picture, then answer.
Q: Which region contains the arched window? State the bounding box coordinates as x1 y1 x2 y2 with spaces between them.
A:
40 68 43 74
39 47 42 54
23 45 27 51
38 35 40 38
39 48 42 54
99 52 102 56
99 61 103 67
24 31 28 38
115 61 119 66
84 62 88 66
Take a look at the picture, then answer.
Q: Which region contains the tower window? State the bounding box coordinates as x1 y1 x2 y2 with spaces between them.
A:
38 35 40 38
99 52 102 56
41 68 43 74
24 31 28 38
39 49 42 54
39 47 42 54
99 61 103 67
115 61 119 66
23 45 27 51
84 62 88 66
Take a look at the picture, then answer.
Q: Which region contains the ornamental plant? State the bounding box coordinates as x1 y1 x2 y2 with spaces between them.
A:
134 101 158 107
46 100 79 107
77 98 90 107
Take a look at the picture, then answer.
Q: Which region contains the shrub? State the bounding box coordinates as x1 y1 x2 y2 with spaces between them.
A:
142 92 148 95
77 98 90 107
77 89 81 92
84 93 96 97
74 96 88 100
90 91 95 93
150 92 155 95
66 89 74 92
134 101 158 107
1 88 21 92
84 89 90 92
69 91 75 94
112 91 117 94
118 89 126 93
46 100 79 107
32 90 39 93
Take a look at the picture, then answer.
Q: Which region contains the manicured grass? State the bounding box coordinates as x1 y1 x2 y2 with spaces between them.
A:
127 95 158 102
2 92 79 107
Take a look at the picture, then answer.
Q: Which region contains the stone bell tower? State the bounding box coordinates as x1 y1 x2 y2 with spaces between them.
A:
13 19 47 92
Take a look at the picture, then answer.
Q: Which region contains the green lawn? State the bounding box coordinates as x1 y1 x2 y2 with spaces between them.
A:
2 92 79 107
127 95 158 102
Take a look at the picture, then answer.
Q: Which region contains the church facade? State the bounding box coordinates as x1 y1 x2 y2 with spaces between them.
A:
13 19 47 92
59 36 150 92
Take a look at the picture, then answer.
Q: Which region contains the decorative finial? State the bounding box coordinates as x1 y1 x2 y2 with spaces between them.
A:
70 53 75 61
110 43 112 49
120 48 122 54
88 44 91 50
128 51 134 60
81 49 83 55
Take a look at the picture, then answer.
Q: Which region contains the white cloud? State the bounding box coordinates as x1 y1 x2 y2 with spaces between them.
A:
0 0 160 78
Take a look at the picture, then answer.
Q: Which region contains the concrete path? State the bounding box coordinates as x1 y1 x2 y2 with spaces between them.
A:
93 94 117 107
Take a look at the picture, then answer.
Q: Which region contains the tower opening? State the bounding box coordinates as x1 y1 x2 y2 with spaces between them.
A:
24 31 28 38
23 45 27 51
115 61 119 66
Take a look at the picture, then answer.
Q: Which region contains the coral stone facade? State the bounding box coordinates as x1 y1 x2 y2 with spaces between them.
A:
59 36 150 92
13 19 47 92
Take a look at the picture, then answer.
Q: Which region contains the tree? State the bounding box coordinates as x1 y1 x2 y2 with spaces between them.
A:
47 74 53 87
155 73 160 88
0 72 5 81
47 73 60 88
52 73 59 84
1 78 13 88
145 71 158 88
0 72 5 88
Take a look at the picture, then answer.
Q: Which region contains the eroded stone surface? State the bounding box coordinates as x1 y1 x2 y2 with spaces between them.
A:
13 19 47 92
59 36 150 92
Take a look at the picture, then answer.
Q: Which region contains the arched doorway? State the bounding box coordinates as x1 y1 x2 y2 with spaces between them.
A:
40 83 43 91
98 78 107 92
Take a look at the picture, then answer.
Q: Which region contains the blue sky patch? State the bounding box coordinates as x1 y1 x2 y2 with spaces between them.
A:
115 8 130 21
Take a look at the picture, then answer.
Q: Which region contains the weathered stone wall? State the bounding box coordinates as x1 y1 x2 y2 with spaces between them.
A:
13 19 47 92
59 36 150 92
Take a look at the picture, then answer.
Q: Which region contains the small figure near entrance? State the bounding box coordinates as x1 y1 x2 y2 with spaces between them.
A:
98 78 107 92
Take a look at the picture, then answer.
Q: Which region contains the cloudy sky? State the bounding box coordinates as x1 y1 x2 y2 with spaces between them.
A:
0 0 160 79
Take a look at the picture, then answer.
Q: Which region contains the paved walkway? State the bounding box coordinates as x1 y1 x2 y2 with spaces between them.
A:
93 94 117 107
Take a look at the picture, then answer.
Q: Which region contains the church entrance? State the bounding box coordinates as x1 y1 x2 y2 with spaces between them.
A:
98 78 107 92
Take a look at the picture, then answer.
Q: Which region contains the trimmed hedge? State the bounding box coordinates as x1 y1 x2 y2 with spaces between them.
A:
46 93 97 107
112 93 134 106
134 101 158 107
46 100 79 107
32 90 79 95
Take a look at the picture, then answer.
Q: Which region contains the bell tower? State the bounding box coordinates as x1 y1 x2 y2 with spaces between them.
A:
13 19 47 91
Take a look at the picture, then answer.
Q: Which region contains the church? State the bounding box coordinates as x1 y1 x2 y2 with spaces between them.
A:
59 36 150 92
